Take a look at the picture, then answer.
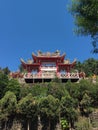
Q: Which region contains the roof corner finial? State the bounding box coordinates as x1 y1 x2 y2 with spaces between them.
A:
55 50 60 56
37 50 42 56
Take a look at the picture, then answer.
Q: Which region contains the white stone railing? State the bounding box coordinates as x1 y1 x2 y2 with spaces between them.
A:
70 73 79 78
60 73 79 78
41 66 57 71
42 73 55 78
24 73 39 78
24 72 79 79
24 73 55 78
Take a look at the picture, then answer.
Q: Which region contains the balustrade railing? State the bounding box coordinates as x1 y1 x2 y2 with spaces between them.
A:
42 73 55 78
24 72 79 79
41 66 57 70
24 73 55 78
60 73 79 78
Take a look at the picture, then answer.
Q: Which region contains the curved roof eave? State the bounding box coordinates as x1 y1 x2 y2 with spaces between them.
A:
71 59 77 67
20 58 26 65
32 52 66 59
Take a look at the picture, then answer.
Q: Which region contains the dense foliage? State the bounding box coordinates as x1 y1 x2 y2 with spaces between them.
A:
75 58 98 76
0 62 98 130
69 0 98 53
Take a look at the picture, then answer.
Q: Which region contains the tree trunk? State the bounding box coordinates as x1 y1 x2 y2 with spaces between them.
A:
48 117 51 130
27 120 30 130
4 121 7 130
70 119 74 130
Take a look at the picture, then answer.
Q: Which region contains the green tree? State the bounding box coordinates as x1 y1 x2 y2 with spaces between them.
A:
89 83 98 107
0 71 9 99
30 84 48 98
0 91 17 129
74 61 84 72
60 96 78 129
75 117 92 130
69 0 98 53
19 84 31 99
74 58 98 76
5 79 21 100
80 93 92 116
83 58 98 76
76 79 91 101
65 81 79 99
39 95 60 130
47 82 69 100
2 67 10 75
17 93 38 130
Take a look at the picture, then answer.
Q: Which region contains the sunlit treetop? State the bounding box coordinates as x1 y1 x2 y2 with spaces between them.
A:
70 0 98 53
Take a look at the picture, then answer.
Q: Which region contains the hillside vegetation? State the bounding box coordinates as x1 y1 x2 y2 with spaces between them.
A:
0 58 98 130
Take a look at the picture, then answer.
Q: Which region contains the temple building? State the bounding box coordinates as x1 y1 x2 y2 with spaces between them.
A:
21 50 79 83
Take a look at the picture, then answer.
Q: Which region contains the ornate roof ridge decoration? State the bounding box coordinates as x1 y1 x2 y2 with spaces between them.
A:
64 59 70 64
32 50 65 57
20 58 33 64
72 58 77 64
20 58 26 64
27 59 33 64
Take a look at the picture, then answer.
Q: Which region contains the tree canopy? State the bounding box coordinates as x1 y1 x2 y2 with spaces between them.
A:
69 0 98 53
0 65 98 129
75 58 98 76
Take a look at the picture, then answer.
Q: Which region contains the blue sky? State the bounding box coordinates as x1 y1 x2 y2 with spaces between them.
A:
0 0 97 71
